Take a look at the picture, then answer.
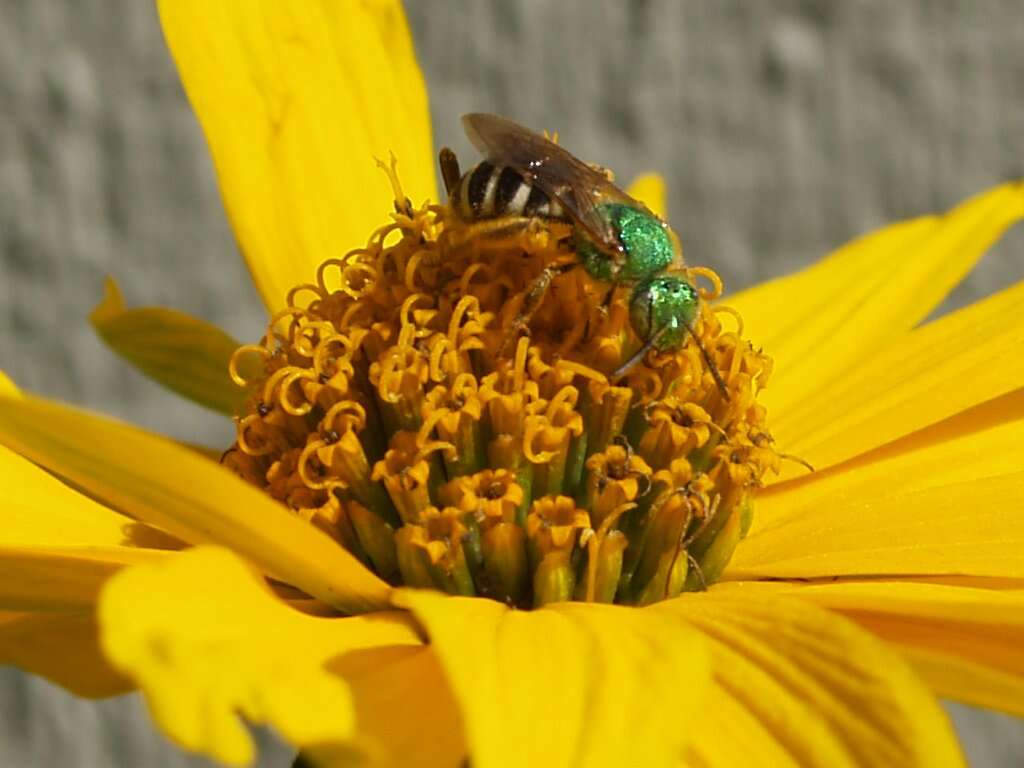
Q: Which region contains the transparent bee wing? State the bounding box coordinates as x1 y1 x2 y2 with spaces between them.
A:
461 113 644 254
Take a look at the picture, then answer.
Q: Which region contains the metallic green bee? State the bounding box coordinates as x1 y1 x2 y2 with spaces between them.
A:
440 113 728 397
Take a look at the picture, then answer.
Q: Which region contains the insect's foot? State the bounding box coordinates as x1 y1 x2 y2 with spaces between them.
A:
499 319 532 356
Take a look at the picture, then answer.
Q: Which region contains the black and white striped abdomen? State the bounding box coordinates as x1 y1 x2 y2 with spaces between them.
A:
449 161 566 222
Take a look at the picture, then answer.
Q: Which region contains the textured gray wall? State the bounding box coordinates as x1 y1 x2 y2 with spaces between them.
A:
1 0 1022 765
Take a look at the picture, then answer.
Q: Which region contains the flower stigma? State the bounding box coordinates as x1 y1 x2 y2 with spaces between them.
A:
223 158 785 608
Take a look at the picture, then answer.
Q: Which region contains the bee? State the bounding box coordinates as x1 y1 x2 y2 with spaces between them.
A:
440 113 728 397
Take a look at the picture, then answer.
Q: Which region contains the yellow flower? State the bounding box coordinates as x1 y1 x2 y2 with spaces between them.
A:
1 2 1023 767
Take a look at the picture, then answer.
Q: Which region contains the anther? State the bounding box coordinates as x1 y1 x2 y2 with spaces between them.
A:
222 147 779 607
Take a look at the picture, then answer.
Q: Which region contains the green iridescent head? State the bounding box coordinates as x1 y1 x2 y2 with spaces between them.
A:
577 203 676 283
629 275 700 350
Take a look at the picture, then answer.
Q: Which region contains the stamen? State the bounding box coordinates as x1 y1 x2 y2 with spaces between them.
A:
584 501 636 603
323 399 368 436
278 371 316 416
334 304 361 333
545 385 579 421
222 156 782 607
448 296 482 348
376 152 411 216
229 345 270 388
430 337 450 382
626 366 662 404
316 257 353 297
236 414 274 456
459 261 491 297
712 305 744 336
514 336 532 380
399 293 433 335
522 418 556 464
555 360 608 384
687 266 723 300
297 440 337 491
403 249 427 292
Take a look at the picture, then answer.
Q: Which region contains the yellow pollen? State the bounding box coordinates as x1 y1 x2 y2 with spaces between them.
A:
223 158 789 607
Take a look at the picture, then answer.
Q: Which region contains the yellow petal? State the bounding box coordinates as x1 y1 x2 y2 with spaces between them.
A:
626 173 667 220
2 441 138 548
179 440 223 462
775 580 1024 718
735 388 1024 582
912 652 1023 721
730 182 1024 420
0 371 18 397
658 592 964 767
157 0 436 314
90 276 256 416
100 546 424 767
0 441 171 610
323 645 466 768
757 387 1024 520
0 547 167 612
771 279 1024 478
0 393 390 613
395 589 711 768
0 610 132 698
729 470 1024 580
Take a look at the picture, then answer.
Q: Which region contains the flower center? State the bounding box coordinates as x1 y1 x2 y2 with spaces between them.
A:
222 162 782 607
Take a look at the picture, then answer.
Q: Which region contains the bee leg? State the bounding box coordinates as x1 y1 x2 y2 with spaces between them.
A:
446 216 568 257
501 262 576 353
595 282 619 320
439 148 461 196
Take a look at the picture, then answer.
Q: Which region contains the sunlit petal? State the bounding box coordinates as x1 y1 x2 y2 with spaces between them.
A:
659 593 964 767
2 442 137 548
735 388 1024 581
771 280 1024 478
0 441 171 610
157 0 436 313
757 388 1023 516
730 471 1024 580
100 546 424 767
0 394 390 613
0 548 167 612
0 610 132 698
730 182 1024 420
776 580 1024 719
321 645 465 768
396 588 711 768
0 371 18 397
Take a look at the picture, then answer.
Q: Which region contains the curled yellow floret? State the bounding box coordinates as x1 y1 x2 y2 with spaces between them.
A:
224 162 787 607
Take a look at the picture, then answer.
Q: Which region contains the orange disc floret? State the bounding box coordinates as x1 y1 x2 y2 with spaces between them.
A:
224 162 788 607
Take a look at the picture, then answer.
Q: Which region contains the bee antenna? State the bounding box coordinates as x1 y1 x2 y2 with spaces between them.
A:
611 321 731 403
439 147 461 197
681 318 731 402
610 326 669 380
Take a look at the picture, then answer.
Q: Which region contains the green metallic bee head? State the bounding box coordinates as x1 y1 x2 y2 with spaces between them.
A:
629 275 699 350
577 203 676 283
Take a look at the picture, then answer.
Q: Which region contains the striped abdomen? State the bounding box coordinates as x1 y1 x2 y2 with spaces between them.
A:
449 161 567 222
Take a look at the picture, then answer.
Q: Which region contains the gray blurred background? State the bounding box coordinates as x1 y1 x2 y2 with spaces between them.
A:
1 0 1022 765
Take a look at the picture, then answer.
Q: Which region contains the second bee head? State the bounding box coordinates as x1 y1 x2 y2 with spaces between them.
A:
629 275 700 351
